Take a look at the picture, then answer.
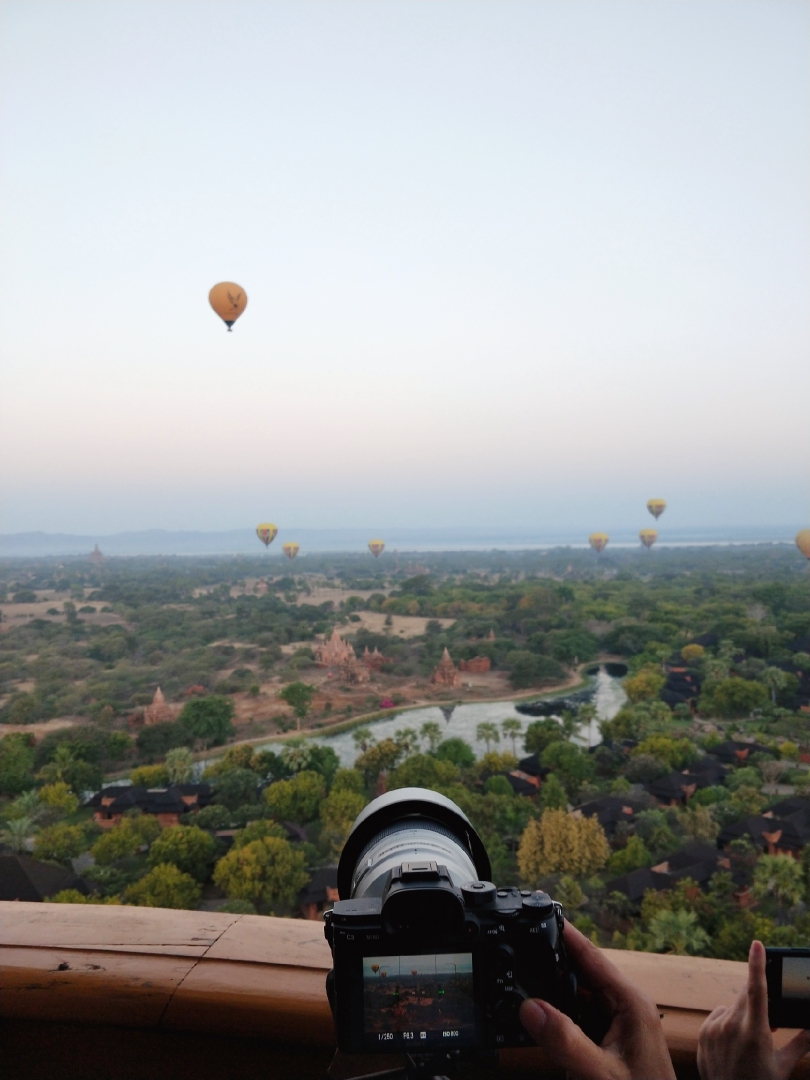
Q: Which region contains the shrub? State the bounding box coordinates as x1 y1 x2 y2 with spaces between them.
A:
123 863 202 909
147 825 217 881
131 764 169 787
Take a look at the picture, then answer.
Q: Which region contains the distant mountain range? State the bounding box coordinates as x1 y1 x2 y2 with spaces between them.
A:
0 526 800 558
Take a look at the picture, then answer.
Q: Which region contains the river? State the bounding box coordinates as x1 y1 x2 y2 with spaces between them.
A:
297 666 626 768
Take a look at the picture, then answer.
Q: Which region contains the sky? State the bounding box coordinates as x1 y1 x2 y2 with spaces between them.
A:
1 0 808 538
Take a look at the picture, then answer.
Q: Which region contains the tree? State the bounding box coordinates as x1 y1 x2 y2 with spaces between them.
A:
388 754 460 791
753 854 805 912
679 804 720 842
539 774 568 811
540 741 595 798
33 822 90 864
279 682 315 730
476 722 500 753
624 669 666 704
91 814 161 865
211 768 259 811
435 738 475 769
517 810 609 882
760 667 790 704
213 836 309 912
680 644 705 664
232 820 288 847
501 719 522 755
393 728 419 756
148 825 217 881
647 909 710 956
131 764 169 787
319 788 367 859
178 695 235 747
632 736 696 770
355 739 405 784
507 652 565 689
484 776 514 798
608 835 653 875
524 719 565 757
165 747 195 784
0 733 36 795
699 678 768 719
331 768 365 794
38 782 79 817
420 722 442 753
36 744 103 792
351 727 375 753
263 770 325 823
1 816 34 853
123 863 202 909
193 804 231 830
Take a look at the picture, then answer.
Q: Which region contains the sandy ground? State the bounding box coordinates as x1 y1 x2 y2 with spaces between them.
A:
0 592 128 633
0 716 84 736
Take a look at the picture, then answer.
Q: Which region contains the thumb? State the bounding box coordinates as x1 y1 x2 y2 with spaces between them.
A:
520 998 623 1080
775 1029 810 1077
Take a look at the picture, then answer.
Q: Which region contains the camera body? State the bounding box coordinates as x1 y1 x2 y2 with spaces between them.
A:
325 859 576 1054
765 947 810 1029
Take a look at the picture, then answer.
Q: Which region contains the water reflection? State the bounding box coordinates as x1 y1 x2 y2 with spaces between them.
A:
296 667 626 768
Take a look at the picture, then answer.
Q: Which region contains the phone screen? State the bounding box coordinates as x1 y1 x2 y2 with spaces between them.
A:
782 956 810 1001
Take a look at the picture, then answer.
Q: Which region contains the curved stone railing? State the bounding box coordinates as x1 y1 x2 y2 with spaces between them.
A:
1 902 807 1079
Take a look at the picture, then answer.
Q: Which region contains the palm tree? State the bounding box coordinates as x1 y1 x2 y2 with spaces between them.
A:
420 721 442 753
165 747 194 784
394 728 418 755
647 909 710 956
351 727 375 753
1 816 34 854
761 667 789 704
501 719 522 755
476 722 500 753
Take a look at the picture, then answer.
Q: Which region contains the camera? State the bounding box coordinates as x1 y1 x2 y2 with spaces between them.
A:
766 948 810 1029
324 788 577 1056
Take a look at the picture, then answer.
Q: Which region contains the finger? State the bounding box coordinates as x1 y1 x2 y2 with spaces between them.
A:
746 940 769 1027
519 998 625 1080
563 919 635 1001
775 1029 810 1075
700 1005 728 1030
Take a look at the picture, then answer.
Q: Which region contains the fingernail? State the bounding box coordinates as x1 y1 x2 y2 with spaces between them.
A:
520 999 547 1030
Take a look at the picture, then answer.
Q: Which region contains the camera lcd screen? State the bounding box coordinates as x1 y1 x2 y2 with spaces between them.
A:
362 952 475 1048
783 956 810 1000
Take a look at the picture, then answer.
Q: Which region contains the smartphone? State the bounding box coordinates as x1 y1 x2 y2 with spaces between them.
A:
765 948 810 1029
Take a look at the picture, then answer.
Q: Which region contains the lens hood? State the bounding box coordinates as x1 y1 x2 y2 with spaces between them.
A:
337 787 492 899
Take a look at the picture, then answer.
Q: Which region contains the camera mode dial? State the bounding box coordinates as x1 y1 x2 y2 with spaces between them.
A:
522 890 554 917
461 880 497 908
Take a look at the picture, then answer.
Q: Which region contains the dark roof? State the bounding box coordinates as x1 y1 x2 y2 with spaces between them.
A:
505 773 540 798
575 796 644 836
648 773 702 801
763 796 810 820
86 783 212 815
693 633 719 647
517 753 549 778
0 854 89 902
718 815 806 852
705 741 770 765
300 866 338 906
604 867 673 903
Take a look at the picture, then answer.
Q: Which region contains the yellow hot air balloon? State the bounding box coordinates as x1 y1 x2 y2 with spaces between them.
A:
639 529 658 549
647 499 666 520
209 282 248 331
589 532 609 553
256 523 278 548
368 539 385 558
282 542 300 561
796 529 810 560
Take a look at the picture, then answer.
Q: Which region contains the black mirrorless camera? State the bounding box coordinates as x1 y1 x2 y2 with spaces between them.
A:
324 788 577 1057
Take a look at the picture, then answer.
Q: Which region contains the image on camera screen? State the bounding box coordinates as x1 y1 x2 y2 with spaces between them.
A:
783 956 810 1000
363 952 475 1046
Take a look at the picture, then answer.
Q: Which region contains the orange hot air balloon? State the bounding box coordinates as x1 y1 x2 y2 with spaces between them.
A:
209 282 247 331
639 529 658 549
589 532 609 553
647 499 666 520
256 523 278 548
796 529 810 560
368 539 385 558
282 542 300 561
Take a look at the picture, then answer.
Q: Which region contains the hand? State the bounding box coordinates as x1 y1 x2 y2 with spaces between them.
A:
697 940 810 1080
519 919 676 1080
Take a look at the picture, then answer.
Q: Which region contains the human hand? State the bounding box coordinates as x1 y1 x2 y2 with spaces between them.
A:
697 940 810 1080
519 919 676 1080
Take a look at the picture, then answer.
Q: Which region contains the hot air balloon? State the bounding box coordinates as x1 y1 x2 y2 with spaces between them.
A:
796 529 810 560
282 542 299 561
639 529 658 549
589 533 609 553
256 523 278 548
209 282 247 331
368 539 385 558
647 499 666 520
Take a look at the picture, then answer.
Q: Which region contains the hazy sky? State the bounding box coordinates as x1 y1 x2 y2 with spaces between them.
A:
1 0 808 536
